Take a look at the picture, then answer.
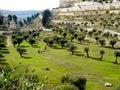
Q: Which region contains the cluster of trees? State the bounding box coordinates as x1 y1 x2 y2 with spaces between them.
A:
54 10 120 31
7 13 39 28
21 13 39 27
7 14 18 27
83 11 120 30
47 23 120 64
11 30 41 57
44 35 77 55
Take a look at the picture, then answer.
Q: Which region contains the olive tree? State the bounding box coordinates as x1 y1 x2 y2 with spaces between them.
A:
114 50 120 64
12 39 18 47
68 43 77 55
17 46 26 57
109 39 117 49
84 47 89 58
99 39 106 47
99 50 105 60
16 36 23 45
28 38 36 46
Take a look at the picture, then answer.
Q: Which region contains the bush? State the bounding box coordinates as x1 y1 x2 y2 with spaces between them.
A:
0 65 42 90
115 85 120 90
53 84 79 90
71 76 87 90
61 74 71 83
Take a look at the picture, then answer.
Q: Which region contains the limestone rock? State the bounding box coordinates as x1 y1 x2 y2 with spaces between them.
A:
104 83 113 87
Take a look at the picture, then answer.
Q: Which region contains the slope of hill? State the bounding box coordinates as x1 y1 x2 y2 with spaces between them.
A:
20 15 42 31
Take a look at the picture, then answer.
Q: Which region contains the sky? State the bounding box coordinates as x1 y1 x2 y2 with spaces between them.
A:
0 0 60 11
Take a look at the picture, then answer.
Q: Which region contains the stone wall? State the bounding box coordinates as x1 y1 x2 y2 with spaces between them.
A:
60 0 78 8
54 1 120 12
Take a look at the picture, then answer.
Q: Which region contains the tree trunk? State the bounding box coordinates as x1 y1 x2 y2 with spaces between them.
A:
44 45 47 50
20 53 23 58
115 57 118 64
112 45 114 49
87 52 89 58
100 54 103 61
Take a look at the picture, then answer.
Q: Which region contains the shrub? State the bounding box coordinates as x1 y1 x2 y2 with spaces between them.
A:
71 76 87 90
0 65 42 90
115 85 120 90
61 74 71 83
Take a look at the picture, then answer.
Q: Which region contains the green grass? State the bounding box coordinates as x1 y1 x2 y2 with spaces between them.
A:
3 31 120 90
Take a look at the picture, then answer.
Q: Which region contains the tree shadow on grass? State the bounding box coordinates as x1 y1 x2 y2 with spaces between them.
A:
89 56 98 61
0 62 8 65
103 60 120 65
115 47 120 50
74 51 84 56
32 45 40 48
75 53 84 56
104 46 112 49
0 58 8 65
89 56 117 65
84 40 93 43
104 46 119 50
52 45 62 49
0 48 10 54
23 56 32 59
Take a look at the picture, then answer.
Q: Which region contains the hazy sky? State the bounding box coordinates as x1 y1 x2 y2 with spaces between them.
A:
0 0 60 11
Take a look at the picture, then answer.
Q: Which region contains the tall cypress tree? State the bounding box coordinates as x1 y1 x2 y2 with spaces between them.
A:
42 9 51 27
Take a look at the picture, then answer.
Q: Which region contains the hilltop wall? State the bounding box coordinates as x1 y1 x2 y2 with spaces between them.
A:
54 1 120 12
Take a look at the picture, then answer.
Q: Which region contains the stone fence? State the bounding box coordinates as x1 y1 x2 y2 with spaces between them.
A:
53 2 120 12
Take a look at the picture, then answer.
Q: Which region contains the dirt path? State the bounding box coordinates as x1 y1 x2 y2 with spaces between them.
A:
43 28 52 31
6 36 11 46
